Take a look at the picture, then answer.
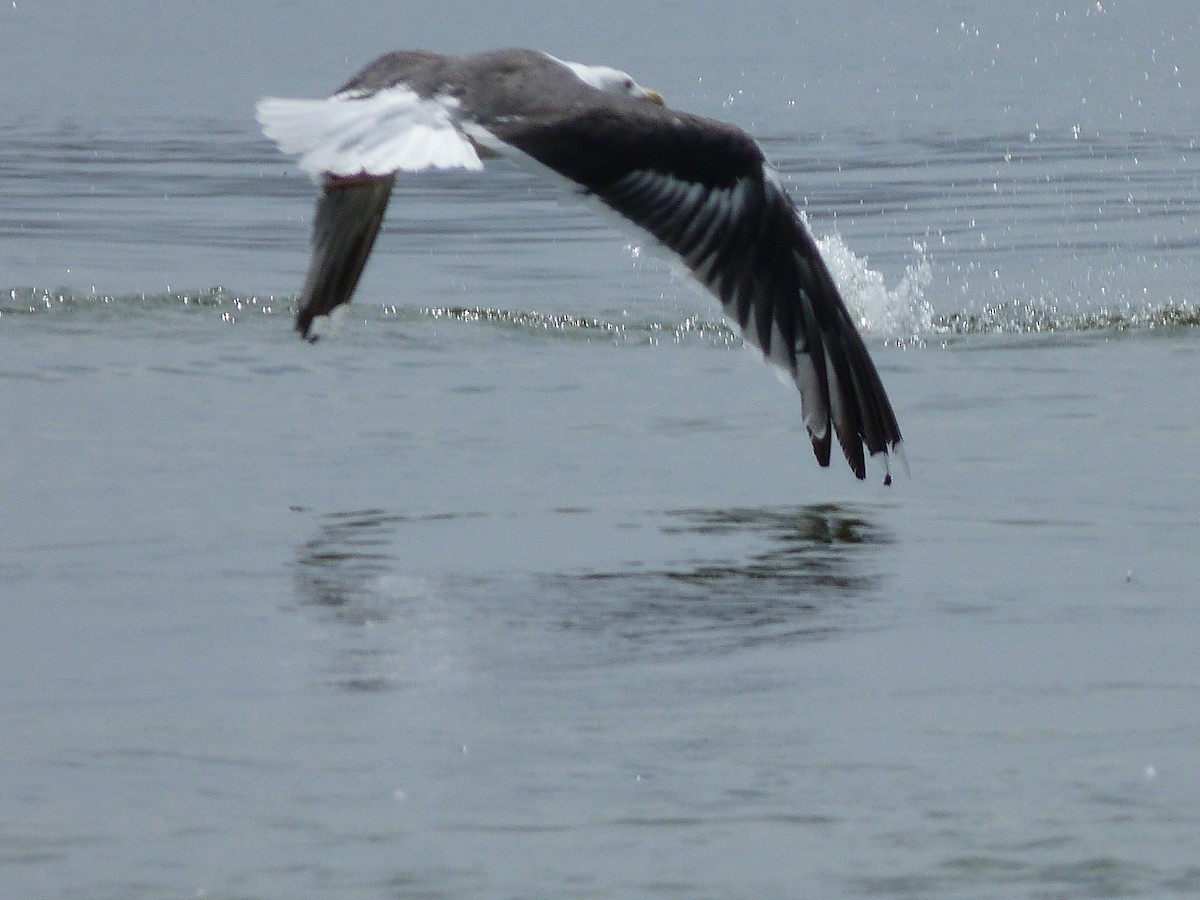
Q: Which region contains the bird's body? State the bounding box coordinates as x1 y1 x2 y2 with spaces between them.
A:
258 48 902 482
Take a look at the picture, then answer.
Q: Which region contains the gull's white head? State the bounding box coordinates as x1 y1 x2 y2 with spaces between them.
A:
553 57 666 106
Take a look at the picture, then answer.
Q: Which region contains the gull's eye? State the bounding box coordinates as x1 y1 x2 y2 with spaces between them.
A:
623 78 635 93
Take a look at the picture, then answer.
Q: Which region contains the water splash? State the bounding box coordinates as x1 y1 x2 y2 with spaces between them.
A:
816 230 935 343
806 221 1199 340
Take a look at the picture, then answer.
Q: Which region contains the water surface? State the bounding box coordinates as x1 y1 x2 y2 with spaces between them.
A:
3 2 1199 897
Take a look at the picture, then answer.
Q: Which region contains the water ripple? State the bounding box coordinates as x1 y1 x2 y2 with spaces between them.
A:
7 284 1197 345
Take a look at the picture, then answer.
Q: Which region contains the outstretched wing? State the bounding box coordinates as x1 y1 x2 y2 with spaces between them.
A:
490 106 902 481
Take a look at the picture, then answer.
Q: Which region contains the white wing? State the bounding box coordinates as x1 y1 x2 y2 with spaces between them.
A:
256 87 482 178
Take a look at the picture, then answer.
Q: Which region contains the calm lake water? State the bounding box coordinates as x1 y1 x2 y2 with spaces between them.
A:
3 2 1199 897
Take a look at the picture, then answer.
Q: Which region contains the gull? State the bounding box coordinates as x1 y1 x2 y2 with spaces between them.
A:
257 48 902 482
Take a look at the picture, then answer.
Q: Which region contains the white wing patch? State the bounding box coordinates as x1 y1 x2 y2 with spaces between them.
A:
256 87 482 178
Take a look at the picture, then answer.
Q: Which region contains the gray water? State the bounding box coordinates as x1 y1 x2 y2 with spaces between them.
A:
3 2 1199 897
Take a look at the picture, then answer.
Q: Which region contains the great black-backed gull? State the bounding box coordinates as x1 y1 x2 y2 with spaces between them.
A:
257 48 903 482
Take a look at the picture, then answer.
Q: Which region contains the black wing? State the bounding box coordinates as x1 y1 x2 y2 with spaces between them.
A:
294 174 396 341
495 106 902 481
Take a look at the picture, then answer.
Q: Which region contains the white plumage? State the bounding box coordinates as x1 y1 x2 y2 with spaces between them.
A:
257 90 482 177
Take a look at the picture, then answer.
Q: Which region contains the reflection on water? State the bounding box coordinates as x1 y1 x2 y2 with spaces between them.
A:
293 509 476 692
293 504 895 686
293 508 475 623
546 505 894 656
295 508 395 616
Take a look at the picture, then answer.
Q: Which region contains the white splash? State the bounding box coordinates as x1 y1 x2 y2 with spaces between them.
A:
304 302 351 341
807 217 936 342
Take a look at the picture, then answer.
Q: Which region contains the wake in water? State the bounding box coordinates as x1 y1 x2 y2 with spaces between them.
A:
937 299 1200 335
0 286 281 326
5 240 1196 342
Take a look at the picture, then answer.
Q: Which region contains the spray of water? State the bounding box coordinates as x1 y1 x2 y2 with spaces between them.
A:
805 218 935 344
